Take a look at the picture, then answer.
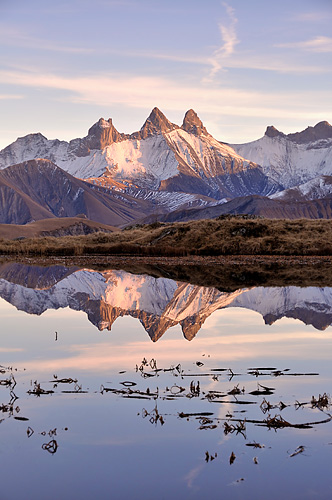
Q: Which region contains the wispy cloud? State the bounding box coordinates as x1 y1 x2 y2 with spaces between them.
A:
0 23 211 65
0 25 94 54
0 94 23 100
276 36 332 53
205 2 239 82
0 68 330 124
224 54 331 74
1 23 329 77
295 11 332 22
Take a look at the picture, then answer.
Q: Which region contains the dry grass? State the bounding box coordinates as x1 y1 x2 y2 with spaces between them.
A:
0 216 332 257
0 217 118 239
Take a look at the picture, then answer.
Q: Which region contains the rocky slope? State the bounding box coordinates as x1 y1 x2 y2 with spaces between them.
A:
231 121 332 191
151 194 332 222
0 158 152 225
270 175 332 202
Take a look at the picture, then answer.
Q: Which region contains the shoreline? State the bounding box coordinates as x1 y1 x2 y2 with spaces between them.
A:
2 254 332 290
3 253 332 267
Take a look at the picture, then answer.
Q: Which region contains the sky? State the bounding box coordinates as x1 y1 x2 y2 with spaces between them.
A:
0 0 331 149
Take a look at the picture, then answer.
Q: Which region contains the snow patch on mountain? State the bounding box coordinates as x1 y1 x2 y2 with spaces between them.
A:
125 188 225 212
102 271 178 314
102 135 179 186
231 135 332 189
164 283 246 321
270 175 332 201
166 129 252 177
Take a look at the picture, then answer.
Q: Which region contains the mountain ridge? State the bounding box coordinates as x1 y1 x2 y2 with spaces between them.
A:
0 108 279 203
264 121 332 144
0 110 331 221
147 194 332 222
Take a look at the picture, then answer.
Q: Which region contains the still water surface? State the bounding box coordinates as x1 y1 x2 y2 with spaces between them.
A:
0 263 331 499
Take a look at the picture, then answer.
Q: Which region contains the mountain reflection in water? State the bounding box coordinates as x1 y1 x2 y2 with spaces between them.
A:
0 262 332 338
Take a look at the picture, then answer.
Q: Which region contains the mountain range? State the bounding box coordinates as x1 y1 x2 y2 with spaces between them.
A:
0 263 331 337
0 108 332 226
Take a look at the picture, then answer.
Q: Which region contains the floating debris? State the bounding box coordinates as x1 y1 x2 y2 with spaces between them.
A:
61 383 87 394
0 374 16 389
142 405 164 426
51 375 77 385
199 424 218 430
260 398 276 414
311 393 330 409
250 383 275 396
248 367 277 371
264 414 292 429
26 427 34 438
42 439 58 454
223 420 246 438
189 380 200 397
228 384 245 396
28 382 54 396
289 445 306 458
178 412 214 418
246 442 265 449
170 385 185 395
205 451 217 462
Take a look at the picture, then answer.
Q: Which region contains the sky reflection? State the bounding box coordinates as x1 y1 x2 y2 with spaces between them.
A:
1 270 332 499
1 294 332 375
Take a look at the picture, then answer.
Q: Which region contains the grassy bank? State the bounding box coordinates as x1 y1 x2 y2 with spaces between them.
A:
0 217 331 257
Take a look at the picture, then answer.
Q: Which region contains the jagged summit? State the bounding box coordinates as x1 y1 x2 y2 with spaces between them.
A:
182 109 209 136
287 121 332 144
265 121 332 144
264 126 285 139
85 117 126 150
137 107 178 139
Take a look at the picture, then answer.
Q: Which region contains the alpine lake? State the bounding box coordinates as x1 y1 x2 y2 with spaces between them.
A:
0 257 332 500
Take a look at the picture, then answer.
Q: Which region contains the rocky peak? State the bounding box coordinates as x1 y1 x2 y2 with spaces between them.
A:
85 117 126 150
137 107 178 139
181 109 209 136
313 121 332 139
287 121 332 144
264 126 285 139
